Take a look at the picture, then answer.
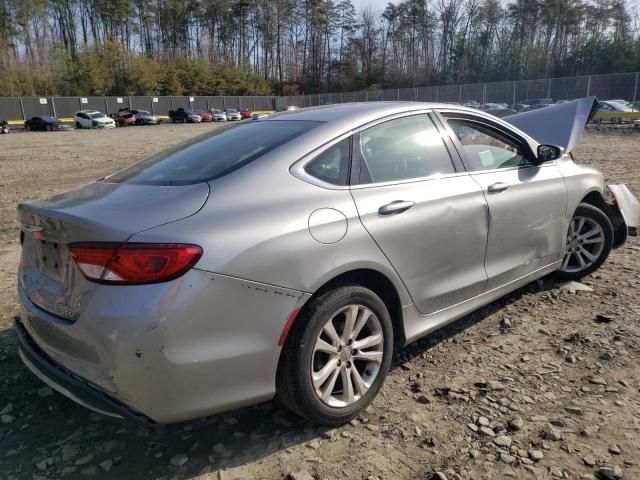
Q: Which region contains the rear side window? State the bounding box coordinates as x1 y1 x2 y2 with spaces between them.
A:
304 139 350 186
356 114 455 184
106 120 321 185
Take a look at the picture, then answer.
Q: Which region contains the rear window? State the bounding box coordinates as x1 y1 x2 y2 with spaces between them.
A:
105 120 321 185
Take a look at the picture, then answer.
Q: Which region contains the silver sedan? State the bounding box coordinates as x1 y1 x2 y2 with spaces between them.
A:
16 100 639 425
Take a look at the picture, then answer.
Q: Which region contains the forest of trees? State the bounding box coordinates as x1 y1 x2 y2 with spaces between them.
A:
0 0 639 96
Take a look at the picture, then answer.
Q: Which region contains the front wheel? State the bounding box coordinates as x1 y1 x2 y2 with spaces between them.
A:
277 285 393 425
554 203 613 281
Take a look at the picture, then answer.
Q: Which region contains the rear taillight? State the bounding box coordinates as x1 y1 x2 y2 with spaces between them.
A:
69 243 202 285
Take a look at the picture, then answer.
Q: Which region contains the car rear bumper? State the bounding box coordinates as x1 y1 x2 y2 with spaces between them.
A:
17 269 310 423
15 318 154 424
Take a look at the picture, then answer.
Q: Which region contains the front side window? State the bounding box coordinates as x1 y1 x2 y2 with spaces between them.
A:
305 138 350 186
106 120 321 185
357 114 455 184
447 120 532 171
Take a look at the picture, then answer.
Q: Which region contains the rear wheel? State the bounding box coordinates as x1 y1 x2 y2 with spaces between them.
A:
277 285 393 425
554 203 613 281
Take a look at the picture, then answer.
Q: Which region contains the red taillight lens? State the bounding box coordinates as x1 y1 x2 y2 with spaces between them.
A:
69 243 202 285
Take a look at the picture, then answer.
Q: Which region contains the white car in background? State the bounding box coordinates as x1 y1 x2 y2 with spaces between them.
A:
225 109 242 121
211 109 227 121
74 111 116 129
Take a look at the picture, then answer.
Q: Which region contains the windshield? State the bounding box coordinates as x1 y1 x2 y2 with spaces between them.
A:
90 112 106 119
105 120 321 185
138 111 151 115
227 109 238 113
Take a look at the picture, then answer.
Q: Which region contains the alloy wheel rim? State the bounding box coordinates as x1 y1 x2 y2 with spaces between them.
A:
560 215 605 273
311 304 384 408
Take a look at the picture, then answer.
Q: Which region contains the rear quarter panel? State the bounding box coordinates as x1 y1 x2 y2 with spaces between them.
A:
129 146 412 307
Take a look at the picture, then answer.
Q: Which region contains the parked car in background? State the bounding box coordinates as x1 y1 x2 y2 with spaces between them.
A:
195 110 213 122
113 109 138 127
521 98 553 106
513 103 530 112
131 110 160 125
225 108 242 121
605 99 628 105
597 101 635 123
168 108 202 123
24 116 72 131
483 107 517 118
0 120 10 134
527 104 552 111
252 113 269 121
462 100 481 109
240 108 253 119
479 103 509 111
74 110 116 129
279 105 300 112
14 99 639 426
628 101 640 111
211 109 227 121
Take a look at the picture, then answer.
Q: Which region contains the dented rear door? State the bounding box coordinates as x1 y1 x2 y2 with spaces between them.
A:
349 112 489 315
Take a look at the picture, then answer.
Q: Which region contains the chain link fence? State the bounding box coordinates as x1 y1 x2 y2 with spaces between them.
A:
1 72 638 123
0 95 279 123
279 72 640 109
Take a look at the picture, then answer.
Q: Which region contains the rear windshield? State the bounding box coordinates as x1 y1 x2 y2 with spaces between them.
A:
105 120 321 185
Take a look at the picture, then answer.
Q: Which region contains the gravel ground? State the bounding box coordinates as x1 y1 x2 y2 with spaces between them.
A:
0 125 639 480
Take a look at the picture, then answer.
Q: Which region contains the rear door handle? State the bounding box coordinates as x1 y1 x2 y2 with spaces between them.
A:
487 182 511 193
378 200 415 215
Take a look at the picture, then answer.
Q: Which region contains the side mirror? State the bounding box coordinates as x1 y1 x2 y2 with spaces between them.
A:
536 145 565 163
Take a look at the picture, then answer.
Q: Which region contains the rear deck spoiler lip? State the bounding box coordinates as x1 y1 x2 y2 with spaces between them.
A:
504 97 599 154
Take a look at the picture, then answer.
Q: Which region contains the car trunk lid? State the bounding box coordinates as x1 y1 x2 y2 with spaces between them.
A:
18 181 209 320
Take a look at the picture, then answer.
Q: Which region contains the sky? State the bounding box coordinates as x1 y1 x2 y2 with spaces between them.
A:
351 0 388 13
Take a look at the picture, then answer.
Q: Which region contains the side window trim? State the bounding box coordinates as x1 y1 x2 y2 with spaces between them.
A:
436 112 537 173
428 112 466 173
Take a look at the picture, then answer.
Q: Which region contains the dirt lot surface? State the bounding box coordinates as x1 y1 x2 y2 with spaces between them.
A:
0 125 639 480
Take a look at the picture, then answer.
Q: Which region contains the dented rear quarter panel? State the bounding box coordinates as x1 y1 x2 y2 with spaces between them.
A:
20 268 310 423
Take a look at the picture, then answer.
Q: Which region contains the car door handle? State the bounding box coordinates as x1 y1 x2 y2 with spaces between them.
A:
378 200 415 215
487 182 511 193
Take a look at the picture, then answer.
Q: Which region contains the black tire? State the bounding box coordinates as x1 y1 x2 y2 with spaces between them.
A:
75 121 82 129
553 203 613 281
25 124 30 131
276 285 394 425
47 125 53 131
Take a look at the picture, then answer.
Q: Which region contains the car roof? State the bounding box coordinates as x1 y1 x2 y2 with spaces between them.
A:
261 101 540 154
265 101 482 127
